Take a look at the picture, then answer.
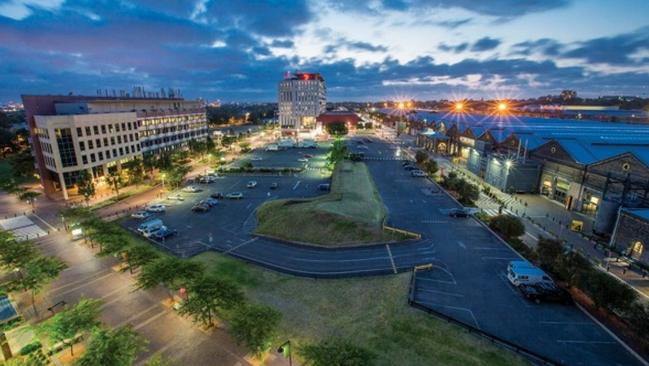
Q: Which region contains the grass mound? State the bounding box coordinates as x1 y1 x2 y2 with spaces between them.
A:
255 161 413 246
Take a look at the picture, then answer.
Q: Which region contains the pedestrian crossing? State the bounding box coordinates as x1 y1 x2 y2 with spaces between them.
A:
481 208 516 217
363 156 409 161
0 215 48 240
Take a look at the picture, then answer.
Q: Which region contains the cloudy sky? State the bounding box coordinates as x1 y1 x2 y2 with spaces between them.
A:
1 0 649 103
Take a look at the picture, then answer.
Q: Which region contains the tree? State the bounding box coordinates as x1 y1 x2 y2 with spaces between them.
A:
136 257 204 301
106 170 123 197
0 232 37 269
9 255 67 315
423 159 438 176
230 303 281 356
456 180 479 204
326 138 347 170
76 325 147 366
536 237 564 270
578 270 637 312
300 339 376 366
126 157 145 187
205 136 216 153
18 191 40 210
76 170 95 207
179 274 244 327
50 297 102 356
122 245 159 274
489 214 525 240
415 150 428 164
325 122 348 136
8 149 35 179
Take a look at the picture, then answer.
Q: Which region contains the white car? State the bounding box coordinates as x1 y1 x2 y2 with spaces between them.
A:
226 192 244 199
247 181 257 188
297 158 308 162
411 170 427 177
131 210 152 219
167 194 184 201
182 185 202 193
146 204 166 213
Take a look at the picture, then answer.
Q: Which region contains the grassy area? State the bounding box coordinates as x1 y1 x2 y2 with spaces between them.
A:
192 252 527 366
256 161 413 246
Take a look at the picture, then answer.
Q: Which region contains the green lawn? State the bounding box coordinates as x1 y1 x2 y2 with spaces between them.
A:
255 161 414 246
192 252 527 366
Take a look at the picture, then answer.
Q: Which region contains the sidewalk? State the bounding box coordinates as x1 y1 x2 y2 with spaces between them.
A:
398 137 649 300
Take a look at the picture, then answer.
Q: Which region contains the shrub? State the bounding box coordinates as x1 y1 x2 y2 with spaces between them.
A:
489 215 525 240
577 270 637 313
536 237 563 270
415 150 428 164
19 341 42 355
624 302 649 339
300 339 376 366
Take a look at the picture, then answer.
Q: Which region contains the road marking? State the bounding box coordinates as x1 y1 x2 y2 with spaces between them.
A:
292 180 301 190
417 301 481 329
385 244 397 274
225 237 258 254
245 203 252 209
525 232 538 241
416 288 464 297
457 241 466 249
115 303 162 328
132 309 168 331
556 340 616 344
32 213 58 231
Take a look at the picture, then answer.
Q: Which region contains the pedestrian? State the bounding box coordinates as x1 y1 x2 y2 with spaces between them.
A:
623 267 627 275
606 263 610 272
642 270 646 279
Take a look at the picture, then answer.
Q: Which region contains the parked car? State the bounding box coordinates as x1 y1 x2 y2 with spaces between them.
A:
318 183 331 191
202 198 219 207
303 153 313 158
270 182 279 189
138 219 164 237
364 138 373 143
182 185 202 193
404 165 417 171
226 192 244 199
192 203 210 212
401 160 413 166
198 176 215 184
448 208 469 218
131 210 152 219
152 226 177 240
247 181 258 188
146 204 166 213
518 283 572 304
411 170 426 177
210 192 224 199
167 194 184 201
297 158 308 162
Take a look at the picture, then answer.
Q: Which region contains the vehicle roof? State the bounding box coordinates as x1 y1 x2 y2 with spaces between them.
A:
511 267 548 276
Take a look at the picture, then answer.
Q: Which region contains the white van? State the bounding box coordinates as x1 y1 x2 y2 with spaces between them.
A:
265 144 279 151
138 219 164 237
506 260 553 287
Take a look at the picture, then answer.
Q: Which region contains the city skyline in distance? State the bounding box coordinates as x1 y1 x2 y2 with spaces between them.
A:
1 0 649 103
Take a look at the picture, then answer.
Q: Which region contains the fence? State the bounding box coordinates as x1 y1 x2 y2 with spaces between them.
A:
408 267 563 366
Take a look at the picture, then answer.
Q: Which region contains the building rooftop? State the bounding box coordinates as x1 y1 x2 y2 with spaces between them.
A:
623 208 649 222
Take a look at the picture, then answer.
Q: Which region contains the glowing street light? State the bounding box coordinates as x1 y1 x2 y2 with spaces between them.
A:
505 159 512 168
397 101 405 110
454 102 464 112
497 102 508 112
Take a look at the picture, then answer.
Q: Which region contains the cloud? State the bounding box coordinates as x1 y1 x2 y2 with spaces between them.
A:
438 42 469 53
0 0 63 20
270 39 295 48
435 18 472 29
563 27 649 65
346 41 388 52
471 37 500 52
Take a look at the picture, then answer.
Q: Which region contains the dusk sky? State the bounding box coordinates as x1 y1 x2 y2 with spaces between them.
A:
1 0 649 103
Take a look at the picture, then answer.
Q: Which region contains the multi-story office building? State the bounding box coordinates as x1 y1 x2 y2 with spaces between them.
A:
22 95 208 200
278 71 326 135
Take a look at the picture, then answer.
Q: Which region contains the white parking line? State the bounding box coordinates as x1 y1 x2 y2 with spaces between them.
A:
292 180 301 190
416 288 464 297
418 301 481 329
225 237 259 254
525 232 539 241
385 244 397 274
457 241 466 249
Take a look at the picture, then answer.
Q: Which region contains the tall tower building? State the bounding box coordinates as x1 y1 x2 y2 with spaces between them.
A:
278 71 326 135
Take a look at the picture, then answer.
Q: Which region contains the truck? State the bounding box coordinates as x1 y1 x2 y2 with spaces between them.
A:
506 260 554 287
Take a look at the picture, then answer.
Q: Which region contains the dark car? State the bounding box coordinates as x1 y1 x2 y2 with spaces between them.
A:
518 283 572 304
270 182 279 189
404 165 417 171
448 208 469 218
401 160 413 166
152 227 177 240
210 192 224 199
318 183 331 191
192 203 210 212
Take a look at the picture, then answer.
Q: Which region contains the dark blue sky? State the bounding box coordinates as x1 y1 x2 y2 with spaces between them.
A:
1 0 649 103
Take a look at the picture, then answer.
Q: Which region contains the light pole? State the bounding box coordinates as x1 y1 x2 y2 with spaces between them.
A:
277 340 292 366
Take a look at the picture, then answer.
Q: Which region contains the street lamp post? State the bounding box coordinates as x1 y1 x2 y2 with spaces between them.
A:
277 340 292 366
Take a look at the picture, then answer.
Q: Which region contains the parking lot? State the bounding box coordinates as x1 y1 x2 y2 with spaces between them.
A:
361 137 642 366
122 134 642 365
227 143 330 171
